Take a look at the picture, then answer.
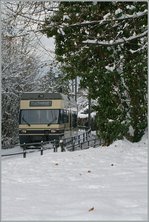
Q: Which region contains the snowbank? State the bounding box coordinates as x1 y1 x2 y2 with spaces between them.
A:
2 134 148 220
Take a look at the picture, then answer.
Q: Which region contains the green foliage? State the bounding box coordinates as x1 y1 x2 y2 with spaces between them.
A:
42 2 148 145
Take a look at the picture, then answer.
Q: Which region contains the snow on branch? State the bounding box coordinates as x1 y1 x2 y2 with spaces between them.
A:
82 30 148 46
67 10 148 28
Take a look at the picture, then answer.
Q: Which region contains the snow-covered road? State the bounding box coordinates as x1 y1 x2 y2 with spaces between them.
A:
2 135 148 220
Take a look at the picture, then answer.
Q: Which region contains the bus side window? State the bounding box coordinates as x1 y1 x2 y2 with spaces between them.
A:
72 112 77 127
64 110 69 123
59 110 68 124
59 110 63 124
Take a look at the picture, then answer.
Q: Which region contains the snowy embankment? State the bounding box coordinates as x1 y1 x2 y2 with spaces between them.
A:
2 134 148 221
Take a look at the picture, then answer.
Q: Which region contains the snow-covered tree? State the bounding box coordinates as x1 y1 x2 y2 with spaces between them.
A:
42 2 148 144
1 2 61 147
35 62 71 93
2 3 41 146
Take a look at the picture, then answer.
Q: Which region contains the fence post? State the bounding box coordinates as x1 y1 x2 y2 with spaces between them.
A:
23 145 26 158
40 141 43 155
71 137 73 144
60 140 64 152
72 142 75 151
86 132 88 141
53 139 57 152
40 146 43 155
83 133 85 143
78 135 80 144
53 145 56 152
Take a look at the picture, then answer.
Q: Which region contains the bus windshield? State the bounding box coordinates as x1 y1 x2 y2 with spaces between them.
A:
19 109 60 125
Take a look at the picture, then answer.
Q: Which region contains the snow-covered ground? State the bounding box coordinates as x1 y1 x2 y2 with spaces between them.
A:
2 134 148 221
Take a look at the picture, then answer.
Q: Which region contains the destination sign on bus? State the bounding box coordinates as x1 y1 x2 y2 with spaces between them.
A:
30 101 52 107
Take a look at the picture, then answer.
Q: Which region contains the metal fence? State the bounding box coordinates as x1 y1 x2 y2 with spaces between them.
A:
2 129 101 158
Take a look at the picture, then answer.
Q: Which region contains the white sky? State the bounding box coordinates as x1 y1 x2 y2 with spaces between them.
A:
35 34 56 62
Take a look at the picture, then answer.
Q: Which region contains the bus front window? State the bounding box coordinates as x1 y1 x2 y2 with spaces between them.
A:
19 109 60 124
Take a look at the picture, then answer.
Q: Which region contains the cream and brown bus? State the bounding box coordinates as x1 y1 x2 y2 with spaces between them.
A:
19 92 77 146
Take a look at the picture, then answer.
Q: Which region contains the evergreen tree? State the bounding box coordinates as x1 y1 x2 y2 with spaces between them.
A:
42 2 147 144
